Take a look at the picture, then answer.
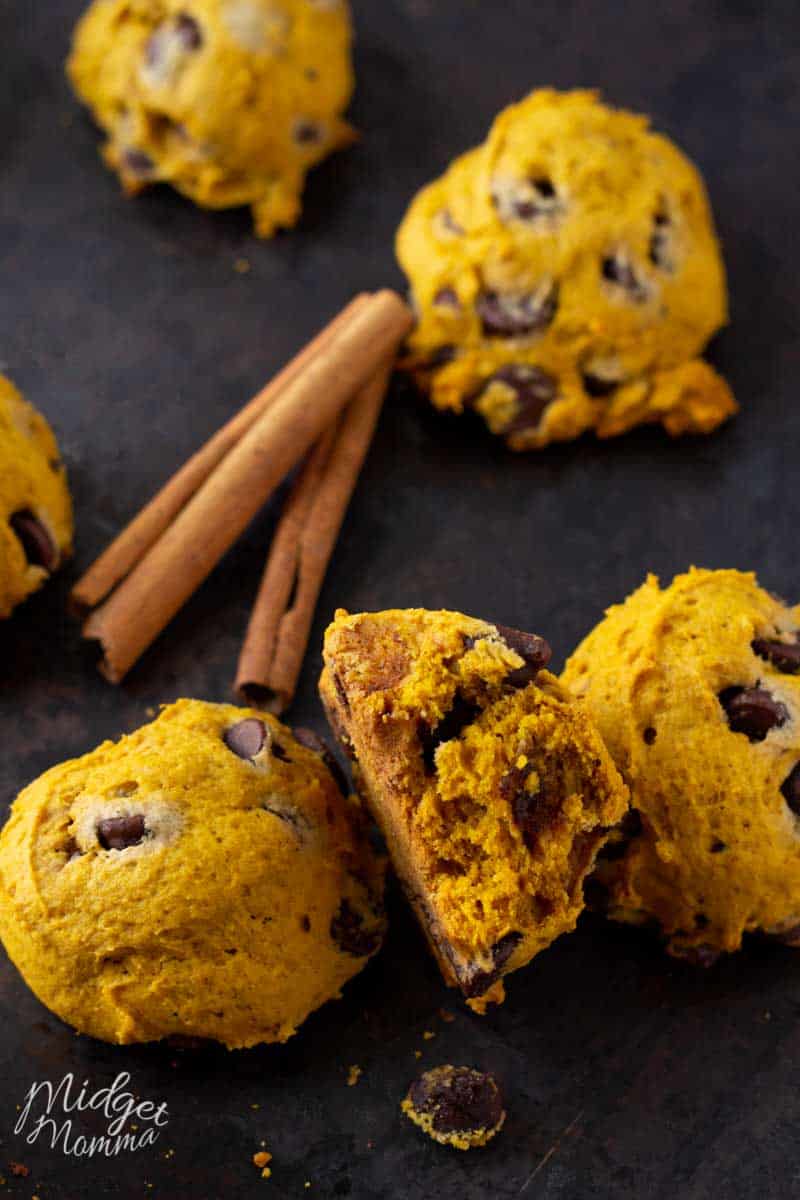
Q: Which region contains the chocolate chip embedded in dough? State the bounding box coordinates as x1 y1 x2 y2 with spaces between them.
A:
477 285 558 338
781 762 800 816
752 637 800 674
330 898 381 957
471 364 558 437
495 623 552 687
224 718 268 760
718 686 788 742
419 694 482 772
97 814 146 851
601 253 650 303
459 931 522 999
122 148 157 179
406 1066 505 1141
9 511 58 571
433 287 461 311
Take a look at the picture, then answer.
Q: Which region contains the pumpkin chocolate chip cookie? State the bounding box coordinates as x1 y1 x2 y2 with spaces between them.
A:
0 700 385 1047
563 568 800 963
68 0 354 236
320 608 628 1008
0 375 72 618
396 89 736 449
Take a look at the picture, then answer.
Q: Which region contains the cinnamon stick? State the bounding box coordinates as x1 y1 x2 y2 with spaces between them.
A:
82 290 412 682
234 363 391 712
70 293 370 615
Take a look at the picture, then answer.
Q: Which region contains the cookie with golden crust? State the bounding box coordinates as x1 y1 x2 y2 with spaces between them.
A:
0 375 72 618
68 0 354 236
396 89 735 450
0 700 385 1047
563 569 800 963
320 608 628 1007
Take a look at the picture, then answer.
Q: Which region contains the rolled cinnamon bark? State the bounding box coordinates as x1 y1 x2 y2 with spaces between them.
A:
83 290 412 682
234 363 391 712
70 294 370 615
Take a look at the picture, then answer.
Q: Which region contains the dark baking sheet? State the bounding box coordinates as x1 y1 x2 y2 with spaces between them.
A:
2 1 799 1196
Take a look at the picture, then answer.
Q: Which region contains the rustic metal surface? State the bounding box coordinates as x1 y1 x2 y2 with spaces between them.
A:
1 1 799 1196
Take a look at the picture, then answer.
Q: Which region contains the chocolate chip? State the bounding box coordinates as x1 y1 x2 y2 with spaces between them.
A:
719 687 788 742
408 1067 504 1137
122 148 156 178
330 899 381 958
710 838 727 853
752 637 800 674
649 209 673 271
9 511 57 571
419 694 481 772
495 623 552 687
643 726 657 745
477 285 558 338
97 814 146 851
293 119 323 145
175 13 203 48
492 176 562 225
460 932 522 998
601 254 650 303
583 371 620 398
471 364 558 436
433 287 461 310
293 727 349 796
501 764 562 853
271 742 290 762
781 762 800 816
223 718 267 760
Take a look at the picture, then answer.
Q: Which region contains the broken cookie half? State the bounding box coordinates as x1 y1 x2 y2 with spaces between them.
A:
320 607 629 1008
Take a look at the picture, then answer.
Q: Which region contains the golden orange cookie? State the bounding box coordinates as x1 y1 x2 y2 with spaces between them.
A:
396 89 735 449
0 700 385 1047
563 569 800 962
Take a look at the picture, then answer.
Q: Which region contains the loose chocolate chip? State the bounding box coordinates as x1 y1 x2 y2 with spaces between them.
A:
223 718 267 760
477 285 558 338
408 1067 504 1137
601 254 650 303
471 364 558 436
460 932 522 998
752 637 800 674
419 694 481 772
719 686 788 742
781 762 800 816
433 287 461 310
97 814 146 851
330 899 381 957
9 511 57 571
122 148 156 178
495 623 552 687
293 727 349 796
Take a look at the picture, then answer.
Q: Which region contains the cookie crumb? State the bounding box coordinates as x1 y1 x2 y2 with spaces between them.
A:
439 1008 455 1023
10 1163 29 1177
347 1064 362 1087
414 1050 422 1059
423 1030 436 1040
253 1151 272 1169
234 257 252 275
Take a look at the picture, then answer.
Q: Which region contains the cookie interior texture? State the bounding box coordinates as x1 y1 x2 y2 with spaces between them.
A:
396 88 736 450
401 1065 506 1150
563 568 800 962
67 0 355 236
320 607 629 1007
0 700 385 1047
0 374 73 618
